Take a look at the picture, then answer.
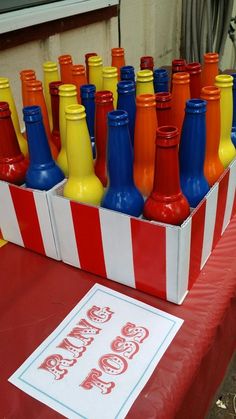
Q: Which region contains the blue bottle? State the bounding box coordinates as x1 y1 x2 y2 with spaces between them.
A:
80 84 96 157
23 106 64 190
153 68 169 93
120 65 135 82
231 73 236 146
117 80 136 147
179 99 210 207
101 110 144 216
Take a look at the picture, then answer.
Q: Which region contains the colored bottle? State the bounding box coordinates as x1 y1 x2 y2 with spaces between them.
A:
171 72 190 135
111 47 125 80
102 66 118 108
0 77 28 157
143 126 190 225
94 91 114 186
201 52 219 88
231 73 236 145
63 104 103 205
101 110 144 216
85 52 97 83
81 84 96 157
71 64 87 103
58 54 73 84
0 102 28 185
88 56 103 91
20 69 36 108
171 59 186 91
57 84 77 176
50 81 63 151
25 80 58 159
23 106 64 190
155 92 172 126
140 56 154 71
117 80 136 146
186 62 201 98
200 86 224 186
136 70 154 96
43 61 59 131
120 65 135 82
153 68 169 93
215 74 236 167
134 94 157 196
179 99 210 207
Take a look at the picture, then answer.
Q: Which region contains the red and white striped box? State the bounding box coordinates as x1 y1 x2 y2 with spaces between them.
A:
53 158 235 303
0 181 61 260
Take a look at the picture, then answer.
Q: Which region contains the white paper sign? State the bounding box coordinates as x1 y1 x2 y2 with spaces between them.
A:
9 284 183 419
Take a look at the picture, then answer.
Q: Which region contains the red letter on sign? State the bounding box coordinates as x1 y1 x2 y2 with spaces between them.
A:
99 354 128 375
111 336 139 359
67 319 101 346
57 338 86 358
87 306 114 323
121 322 149 343
38 354 76 380
80 368 115 394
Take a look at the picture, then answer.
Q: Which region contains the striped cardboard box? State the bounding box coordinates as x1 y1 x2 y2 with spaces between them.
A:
0 181 61 260
50 159 236 304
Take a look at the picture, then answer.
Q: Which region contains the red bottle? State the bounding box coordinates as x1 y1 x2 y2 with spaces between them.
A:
20 69 36 107
155 92 172 126
94 91 114 186
71 64 87 103
50 81 63 151
171 72 190 134
201 52 219 88
0 102 28 185
186 62 201 98
171 58 186 90
143 126 190 225
25 80 58 159
85 53 97 83
111 48 125 80
58 54 73 84
140 56 154 71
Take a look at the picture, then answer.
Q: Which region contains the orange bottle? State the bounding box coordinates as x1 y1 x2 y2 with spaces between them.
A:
200 86 224 186
111 48 125 80
171 72 190 134
25 80 58 158
71 65 87 103
133 94 157 196
58 54 73 84
20 69 36 107
201 52 219 88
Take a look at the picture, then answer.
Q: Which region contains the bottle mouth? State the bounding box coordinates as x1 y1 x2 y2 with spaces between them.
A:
108 109 129 126
172 59 186 66
65 104 86 120
204 52 219 63
58 54 73 64
49 81 63 95
26 80 42 91
156 125 179 146
137 69 153 82
186 62 201 74
155 92 172 102
72 64 86 75
0 77 10 88
112 47 125 56
215 74 233 87
0 101 11 117
23 105 42 122
43 61 58 72
80 84 96 98
154 68 168 80
200 85 220 100
20 69 36 80
185 98 206 113
172 72 190 84
88 56 102 66
102 66 118 78
117 80 135 94
95 90 113 103
58 84 77 96
136 93 156 107
141 56 154 63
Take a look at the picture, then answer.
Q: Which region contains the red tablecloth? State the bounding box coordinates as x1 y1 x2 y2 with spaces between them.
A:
1 216 236 419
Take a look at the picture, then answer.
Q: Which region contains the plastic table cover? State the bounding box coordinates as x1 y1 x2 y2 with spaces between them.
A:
1 214 236 419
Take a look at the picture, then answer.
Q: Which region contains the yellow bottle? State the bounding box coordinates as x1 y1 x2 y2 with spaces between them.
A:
43 61 59 130
215 74 236 168
0 77 28 157
88 56 103 91
57 84 77 176
63 104 104 205
102 66 118 108
136 70 154 96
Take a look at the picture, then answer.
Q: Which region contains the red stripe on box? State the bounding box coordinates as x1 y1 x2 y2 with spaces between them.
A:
70 202 107 278
131 218 166 299
232 189 236 217
9 185 45 254
188 199 206 289
212 170 230 249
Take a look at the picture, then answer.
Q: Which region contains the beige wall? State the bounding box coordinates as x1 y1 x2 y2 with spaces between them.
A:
0 0 182 128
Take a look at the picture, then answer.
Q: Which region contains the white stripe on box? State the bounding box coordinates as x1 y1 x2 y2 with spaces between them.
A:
51 195 81 267
166 226 179 303
178 217 192 299
99 208 136 288
0 182 24 246
33 191 59 259
222 160 236 233
200 183 219 269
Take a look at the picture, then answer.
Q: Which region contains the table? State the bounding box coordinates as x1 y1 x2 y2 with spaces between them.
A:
1 216 236 419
